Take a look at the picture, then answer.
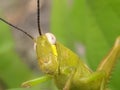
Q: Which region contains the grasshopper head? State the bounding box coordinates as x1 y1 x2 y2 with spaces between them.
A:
35 33 59 75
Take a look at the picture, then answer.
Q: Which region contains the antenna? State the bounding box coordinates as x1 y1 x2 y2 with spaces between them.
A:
0 18 34 40
37 0 42 35
0 0 41 40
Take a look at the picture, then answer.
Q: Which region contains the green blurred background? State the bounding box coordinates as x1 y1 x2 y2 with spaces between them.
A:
0 0 120 90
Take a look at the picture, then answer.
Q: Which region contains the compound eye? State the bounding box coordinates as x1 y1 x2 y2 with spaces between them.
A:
45 33 56 45
34 42 37 51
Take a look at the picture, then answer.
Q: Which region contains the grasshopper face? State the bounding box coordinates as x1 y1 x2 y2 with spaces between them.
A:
35 33 59 75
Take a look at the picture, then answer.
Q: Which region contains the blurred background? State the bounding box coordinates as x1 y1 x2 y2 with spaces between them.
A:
0 0 120 90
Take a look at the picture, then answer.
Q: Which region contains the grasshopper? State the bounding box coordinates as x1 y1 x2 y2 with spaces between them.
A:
0 0 120 90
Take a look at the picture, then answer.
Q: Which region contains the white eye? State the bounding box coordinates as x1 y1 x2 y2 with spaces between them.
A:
45 33 56 44
34 42 37 51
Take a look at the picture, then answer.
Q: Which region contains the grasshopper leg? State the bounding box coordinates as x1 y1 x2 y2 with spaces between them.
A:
74 71 105 90
21 75 52 88
63 71 75 90
97 36 120 83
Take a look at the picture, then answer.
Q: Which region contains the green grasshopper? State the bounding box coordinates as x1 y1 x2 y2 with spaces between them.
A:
0 0 120 90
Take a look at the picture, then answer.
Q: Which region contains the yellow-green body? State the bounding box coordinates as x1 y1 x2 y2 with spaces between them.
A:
22 34 120 90
53 42 105 90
